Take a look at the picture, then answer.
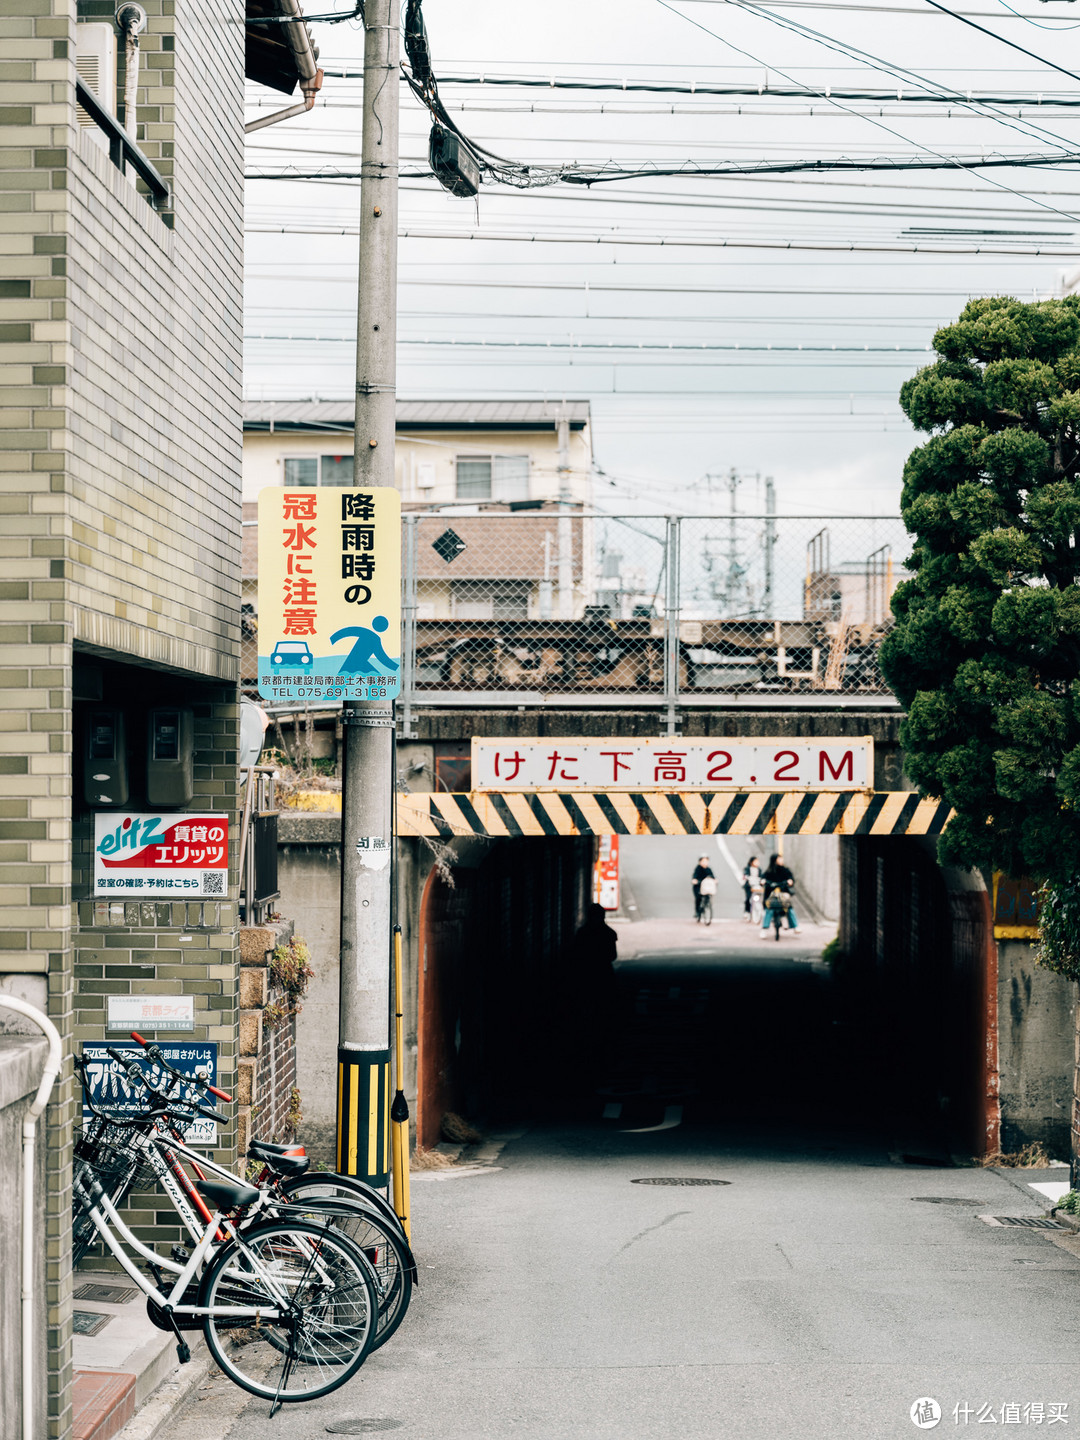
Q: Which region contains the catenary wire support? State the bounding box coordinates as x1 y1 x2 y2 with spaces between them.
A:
664 516 682 736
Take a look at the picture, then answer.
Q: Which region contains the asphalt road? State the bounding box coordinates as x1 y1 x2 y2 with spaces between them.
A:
215 1123 1080 1440
183 836 1080 1440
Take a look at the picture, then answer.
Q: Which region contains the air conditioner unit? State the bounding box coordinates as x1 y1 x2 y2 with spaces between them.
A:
75 22 117 153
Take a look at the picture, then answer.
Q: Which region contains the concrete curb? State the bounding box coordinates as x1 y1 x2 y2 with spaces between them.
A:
113 1347 212 1440
1050 1208 1080 1232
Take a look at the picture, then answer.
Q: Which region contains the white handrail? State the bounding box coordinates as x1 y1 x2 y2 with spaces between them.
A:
0 995 63 1440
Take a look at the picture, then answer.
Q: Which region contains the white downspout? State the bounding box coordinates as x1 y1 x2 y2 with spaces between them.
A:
0 995 63 1440
245 0 323 134
115 3 147 132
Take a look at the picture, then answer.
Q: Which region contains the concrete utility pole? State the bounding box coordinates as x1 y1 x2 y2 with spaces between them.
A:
336 0 399 1187
556 403 574 619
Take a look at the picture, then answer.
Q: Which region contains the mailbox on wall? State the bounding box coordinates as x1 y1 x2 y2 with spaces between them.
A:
84 709 128 807
146 707 194 806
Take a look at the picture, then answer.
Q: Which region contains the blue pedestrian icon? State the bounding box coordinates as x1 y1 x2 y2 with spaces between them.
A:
330 616 399 675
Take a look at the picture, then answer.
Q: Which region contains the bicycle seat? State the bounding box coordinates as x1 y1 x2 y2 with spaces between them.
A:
248 1140 306 1158
248 1141 310 1176
195 1177 260 1213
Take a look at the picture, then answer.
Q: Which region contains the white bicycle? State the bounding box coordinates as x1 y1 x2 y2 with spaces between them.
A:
72 1061 380 1415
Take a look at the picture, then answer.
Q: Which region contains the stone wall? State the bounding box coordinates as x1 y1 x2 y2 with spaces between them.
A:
237 920 300 1157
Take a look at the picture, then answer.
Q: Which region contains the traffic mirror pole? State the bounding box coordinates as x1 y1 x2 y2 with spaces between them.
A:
336 0 399 1188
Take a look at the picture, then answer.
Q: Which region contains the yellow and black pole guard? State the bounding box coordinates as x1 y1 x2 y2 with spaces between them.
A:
336 1046 391 1186
390 924 411 1240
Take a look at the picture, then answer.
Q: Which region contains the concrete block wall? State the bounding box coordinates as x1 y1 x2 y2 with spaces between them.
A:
997 939 1075 1160
1 0 244 1430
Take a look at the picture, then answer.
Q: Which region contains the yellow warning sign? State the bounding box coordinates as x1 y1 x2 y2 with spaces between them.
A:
257 486 401 702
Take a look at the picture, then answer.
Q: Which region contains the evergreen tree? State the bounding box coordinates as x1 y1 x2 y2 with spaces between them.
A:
880 295 1080 973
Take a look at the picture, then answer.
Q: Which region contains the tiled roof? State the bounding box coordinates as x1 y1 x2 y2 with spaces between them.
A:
243 399 591 431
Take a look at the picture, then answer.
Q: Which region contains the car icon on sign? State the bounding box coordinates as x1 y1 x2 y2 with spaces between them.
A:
270 640 314 667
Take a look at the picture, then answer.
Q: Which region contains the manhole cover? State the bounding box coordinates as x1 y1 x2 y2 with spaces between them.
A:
74 1283 138 1304
912 1197 988 1205
979 1215 1067 1229
432 528 466 564
73 1310 111 1336
325 1423 402 1436
631 1178 731 1187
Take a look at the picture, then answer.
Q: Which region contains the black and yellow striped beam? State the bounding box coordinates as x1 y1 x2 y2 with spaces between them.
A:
336 1047 390 1186
397 791 953 839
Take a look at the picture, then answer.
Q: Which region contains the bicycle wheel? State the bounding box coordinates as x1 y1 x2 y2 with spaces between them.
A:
271 1191 413 1350
200 1219 377 1404
702 896 712 926
280 1172 408 1244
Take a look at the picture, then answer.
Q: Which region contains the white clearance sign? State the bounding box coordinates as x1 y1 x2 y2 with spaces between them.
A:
471 738 873 792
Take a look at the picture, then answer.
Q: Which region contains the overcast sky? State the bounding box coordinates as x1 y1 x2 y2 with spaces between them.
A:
243 0 1080 517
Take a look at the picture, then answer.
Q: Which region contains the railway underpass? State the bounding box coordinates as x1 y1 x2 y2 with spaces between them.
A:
278 700 1074 1171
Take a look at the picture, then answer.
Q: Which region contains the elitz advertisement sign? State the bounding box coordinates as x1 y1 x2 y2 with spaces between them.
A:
93 812 228 897
257 486 402 703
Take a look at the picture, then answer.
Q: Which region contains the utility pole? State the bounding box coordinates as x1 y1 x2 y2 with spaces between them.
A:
336 0 399 1187
764 475 776 617
556 404 573 619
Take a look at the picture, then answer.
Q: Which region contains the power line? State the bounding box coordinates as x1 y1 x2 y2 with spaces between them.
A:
921 0 1080 79
246 220 1080 255
248 334 939 352
662 0 1080 161
318 69 1080 101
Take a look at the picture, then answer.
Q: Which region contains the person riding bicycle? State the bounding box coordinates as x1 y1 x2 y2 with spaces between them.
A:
760 852 800 933
692 855 716 922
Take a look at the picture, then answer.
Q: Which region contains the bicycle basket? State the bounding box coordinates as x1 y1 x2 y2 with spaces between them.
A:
73 1117 158 1208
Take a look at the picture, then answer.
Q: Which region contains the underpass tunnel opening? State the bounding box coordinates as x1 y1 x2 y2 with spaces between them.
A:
410 828 999 1159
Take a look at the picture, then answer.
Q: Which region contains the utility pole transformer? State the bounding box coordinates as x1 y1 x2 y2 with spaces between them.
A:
337 0 400 1187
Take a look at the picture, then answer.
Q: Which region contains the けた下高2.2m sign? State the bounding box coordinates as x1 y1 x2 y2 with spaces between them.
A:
257 487 401 703
471 738 874 791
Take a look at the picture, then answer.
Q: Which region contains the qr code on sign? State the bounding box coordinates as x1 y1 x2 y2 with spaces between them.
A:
201 871 224 895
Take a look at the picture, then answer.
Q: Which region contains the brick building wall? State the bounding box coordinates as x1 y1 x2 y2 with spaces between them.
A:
0 0 244 1433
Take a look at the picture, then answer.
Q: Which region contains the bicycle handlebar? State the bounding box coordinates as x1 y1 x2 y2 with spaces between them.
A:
129 1031 233 1102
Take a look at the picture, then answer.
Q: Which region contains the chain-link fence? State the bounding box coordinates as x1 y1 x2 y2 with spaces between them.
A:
401 511 908 709
241 511 910 711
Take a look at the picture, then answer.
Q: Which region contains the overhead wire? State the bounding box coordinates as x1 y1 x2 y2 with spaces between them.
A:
920 0 1080 76
652 0 1080 226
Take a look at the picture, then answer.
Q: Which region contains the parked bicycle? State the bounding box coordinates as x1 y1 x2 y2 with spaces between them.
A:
72 1037 415 1413
106 1035 415 1350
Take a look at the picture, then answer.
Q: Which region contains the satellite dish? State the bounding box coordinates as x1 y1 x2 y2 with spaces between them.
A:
239 698 269 774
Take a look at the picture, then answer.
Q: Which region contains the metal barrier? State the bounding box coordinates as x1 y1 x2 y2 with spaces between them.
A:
242 512 909 725
239 765 279 925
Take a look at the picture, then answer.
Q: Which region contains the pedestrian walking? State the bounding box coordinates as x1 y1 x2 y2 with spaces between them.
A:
692 854 716 922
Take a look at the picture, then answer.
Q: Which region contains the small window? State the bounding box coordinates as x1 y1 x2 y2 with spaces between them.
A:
321 454 354 486
284 457 317 487
456 457 491 500
451 580 530 620
492 456 529 502
455 455 529 502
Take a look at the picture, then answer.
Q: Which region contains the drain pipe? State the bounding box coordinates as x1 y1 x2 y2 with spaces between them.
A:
115 3 147 131
245 0 323 134
0 995 63 1440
